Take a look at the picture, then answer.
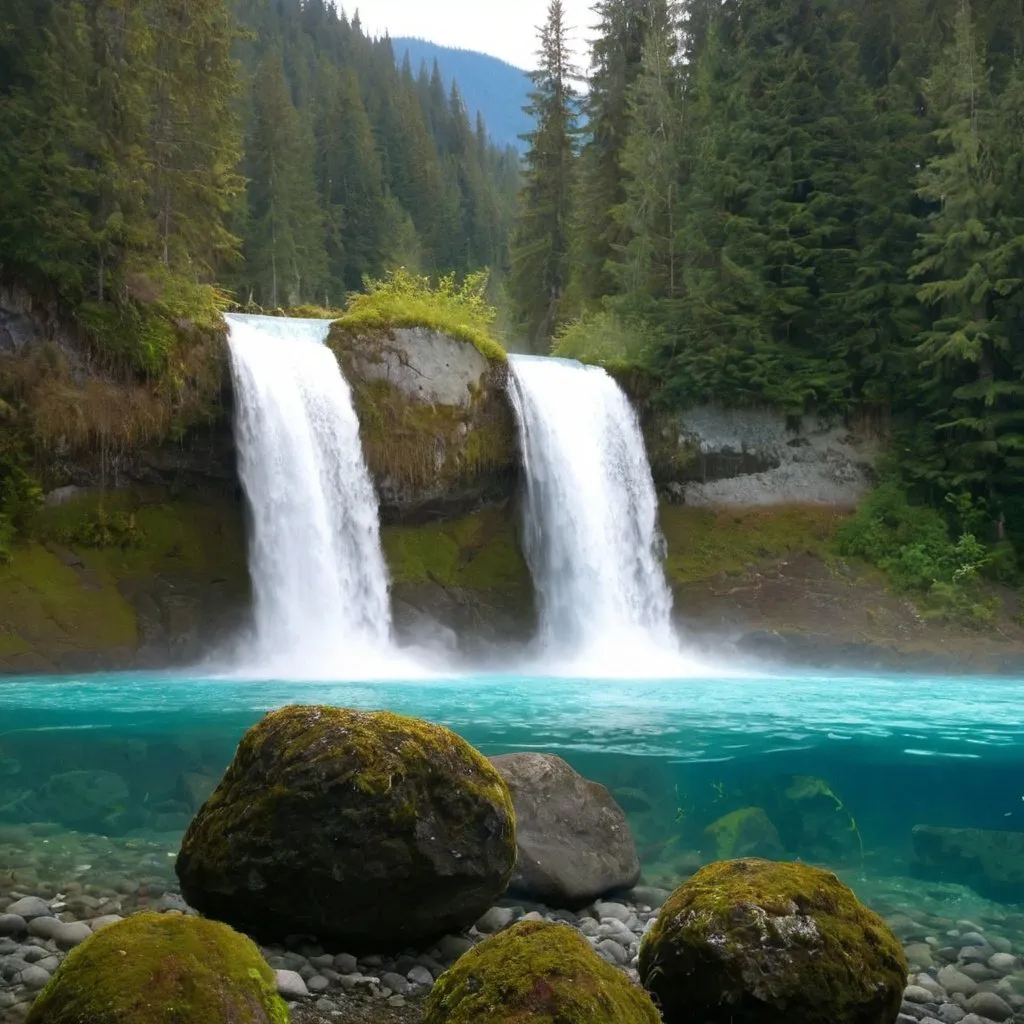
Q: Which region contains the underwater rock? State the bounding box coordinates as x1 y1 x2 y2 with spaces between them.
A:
703 807 784 860
175 705 516 947
910 826 1024 903
23 911 287 1024
36 770 130 832
638 858 908 1024
423 919 661 1023
768 774 863 864
490 752 640 907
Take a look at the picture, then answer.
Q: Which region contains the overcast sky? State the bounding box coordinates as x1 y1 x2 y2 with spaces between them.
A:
350 1 595 71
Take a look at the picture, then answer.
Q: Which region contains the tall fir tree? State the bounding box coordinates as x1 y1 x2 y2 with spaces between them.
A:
508 0 581 348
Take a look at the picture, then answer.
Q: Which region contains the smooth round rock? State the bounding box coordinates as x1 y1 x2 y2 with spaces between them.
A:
5 898 52 922
274 969 310 1000
964 992 1013 1021
905 987 937 1005
176 705 516 947
19 965 53 991
638 859 908 1024
0 915 26 936
988 953 1018 974
491 752 640 907
938 967 977 996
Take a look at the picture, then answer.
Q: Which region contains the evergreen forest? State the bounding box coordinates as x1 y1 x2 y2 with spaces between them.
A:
510 0 1024 601
0 0 520 374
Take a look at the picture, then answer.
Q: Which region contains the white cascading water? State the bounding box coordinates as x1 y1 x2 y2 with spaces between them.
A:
509 354 694 676
224 313 404 678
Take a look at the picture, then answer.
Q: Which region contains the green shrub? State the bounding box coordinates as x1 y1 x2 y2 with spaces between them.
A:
835 484 1000 625
552 309 652 370
334 268 505 361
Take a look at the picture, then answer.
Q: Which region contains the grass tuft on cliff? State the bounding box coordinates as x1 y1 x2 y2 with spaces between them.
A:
333 268 506 362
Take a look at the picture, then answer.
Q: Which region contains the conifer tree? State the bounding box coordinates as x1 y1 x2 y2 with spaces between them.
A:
909 0 1024 497
508 0 581 348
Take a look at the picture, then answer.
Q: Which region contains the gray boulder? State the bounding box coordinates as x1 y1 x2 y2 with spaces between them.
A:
490 753 640 907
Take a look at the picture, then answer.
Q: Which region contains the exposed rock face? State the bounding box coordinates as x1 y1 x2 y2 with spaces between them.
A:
911 825 1024 902
424 919 661 1024
642 403 878 507
176 705 517 947
330 325 518 521
638 858 907 1024
490 752 640 907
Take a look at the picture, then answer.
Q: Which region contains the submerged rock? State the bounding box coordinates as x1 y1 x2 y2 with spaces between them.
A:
638 858 907 1024
24 911 287 1023
423 919 660 1023
490 752 640 907
36 770 130 831
910 825 1024 902
175 705 516 947
703 806 784 860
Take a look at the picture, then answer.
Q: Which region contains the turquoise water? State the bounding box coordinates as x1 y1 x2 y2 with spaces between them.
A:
1 670 1022 908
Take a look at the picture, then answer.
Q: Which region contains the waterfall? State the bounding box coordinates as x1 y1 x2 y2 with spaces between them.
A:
509 354 683 674
225 313 397 677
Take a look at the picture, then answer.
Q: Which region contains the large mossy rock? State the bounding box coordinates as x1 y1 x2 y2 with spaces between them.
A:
175 705 516 947
24 911 287 1024
910 825 1024 902
424 919 661 1024
329 324 517 520
490 752 640 907
638 858 907 1024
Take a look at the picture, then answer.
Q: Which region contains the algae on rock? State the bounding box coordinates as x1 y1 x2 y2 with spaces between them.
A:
638 858 907 1024
424 919 661 1024
175 705 517 947
25 911 288 1024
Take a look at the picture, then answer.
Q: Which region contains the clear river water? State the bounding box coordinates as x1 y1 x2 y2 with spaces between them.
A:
1 667 1021 925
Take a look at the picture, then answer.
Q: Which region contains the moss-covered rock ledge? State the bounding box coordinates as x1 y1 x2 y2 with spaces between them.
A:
326 270 518 522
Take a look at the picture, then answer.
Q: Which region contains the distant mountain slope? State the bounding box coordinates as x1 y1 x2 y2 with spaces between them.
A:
393 37 532 152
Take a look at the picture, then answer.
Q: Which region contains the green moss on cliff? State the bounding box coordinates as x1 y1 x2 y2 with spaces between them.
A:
0 489 246 667
347 376 516 495
0 542 138 654
25 911 288 1024
382 507 530 591
661 505 847 584
332 269 506 362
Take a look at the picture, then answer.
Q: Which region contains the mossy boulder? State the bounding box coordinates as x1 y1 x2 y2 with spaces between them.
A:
24 911 287 1024
328 324 517 520
175 705 516 947
423 919 661 1024
703 807 783 861
638 859 907 1024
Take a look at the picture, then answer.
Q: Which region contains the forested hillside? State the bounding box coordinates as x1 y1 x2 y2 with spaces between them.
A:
392 38 533 153
0 0 519 372
511 0 1024 612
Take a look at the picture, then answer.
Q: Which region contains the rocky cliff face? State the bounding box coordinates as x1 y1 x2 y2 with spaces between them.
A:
329 324 519 522
643 403 879 507
0 294 528 672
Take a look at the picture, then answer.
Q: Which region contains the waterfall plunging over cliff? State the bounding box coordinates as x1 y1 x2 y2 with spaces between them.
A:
509 354 688 675
225 313 399 677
